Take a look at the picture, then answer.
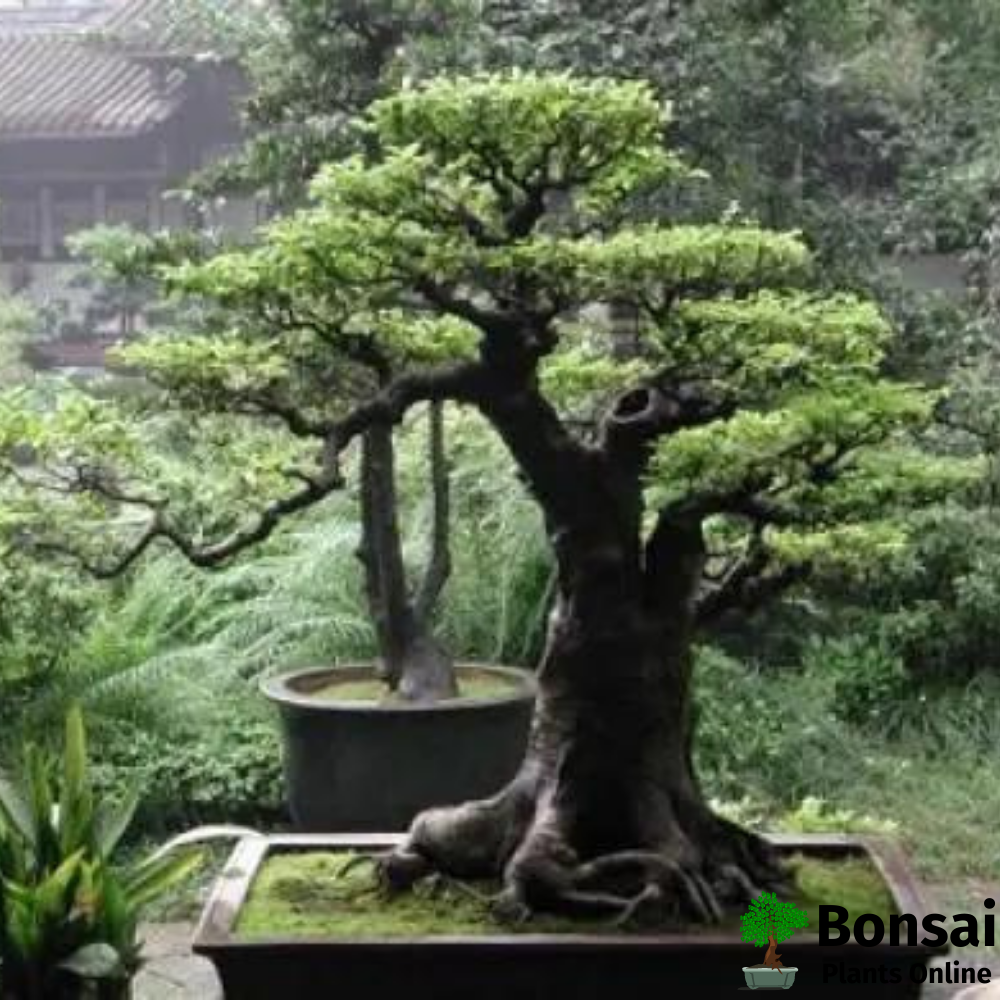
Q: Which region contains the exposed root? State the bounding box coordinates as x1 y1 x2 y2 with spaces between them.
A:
573 850 723 924
611 883 664 928
338 852 384 878
378 794 793 929
422 872 494 906
716 862 763 904
489 888 533 926
714 817 795 897
378 847 435 893
376 735 793 931
681 865 724 923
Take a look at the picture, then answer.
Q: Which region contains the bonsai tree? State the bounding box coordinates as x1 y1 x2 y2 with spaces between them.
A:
0 74 970 922
741 891 809 969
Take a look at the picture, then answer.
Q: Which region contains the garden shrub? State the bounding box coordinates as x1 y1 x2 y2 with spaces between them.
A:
799 635 911 734
693 645 862 806
0 560 97 732
90 713 285 837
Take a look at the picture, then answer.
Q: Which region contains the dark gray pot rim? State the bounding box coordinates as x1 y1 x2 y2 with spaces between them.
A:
260 662 537 715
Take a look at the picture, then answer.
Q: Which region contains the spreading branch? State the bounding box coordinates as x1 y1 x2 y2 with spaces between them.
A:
20 361 489 579
23 456 343 579
695 522 812 628
646 501 811 629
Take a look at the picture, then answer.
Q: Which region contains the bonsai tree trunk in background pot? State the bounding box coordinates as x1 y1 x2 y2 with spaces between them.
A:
357 404 456 702
263 403 536 831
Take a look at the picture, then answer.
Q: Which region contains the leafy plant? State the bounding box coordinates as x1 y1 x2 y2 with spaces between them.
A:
802 636 911 733
0 707 204 999
712 795 898 837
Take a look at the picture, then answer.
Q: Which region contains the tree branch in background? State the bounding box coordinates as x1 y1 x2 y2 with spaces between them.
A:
21 453 344 579
694 517 812 628
696 558 813 628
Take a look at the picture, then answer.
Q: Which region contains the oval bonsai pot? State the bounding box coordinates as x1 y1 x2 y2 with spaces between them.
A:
743 965 798 989
260 663 536 832
194 833 944 1000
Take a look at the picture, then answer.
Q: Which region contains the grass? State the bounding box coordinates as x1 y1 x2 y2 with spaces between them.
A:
234 850 894 940
695 647 1000 893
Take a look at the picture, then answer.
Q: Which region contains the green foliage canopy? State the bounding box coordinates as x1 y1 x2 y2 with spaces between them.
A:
0 73 970 612
740 890 809 946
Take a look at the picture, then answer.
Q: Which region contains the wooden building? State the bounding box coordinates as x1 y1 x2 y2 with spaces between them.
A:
0 0 253 321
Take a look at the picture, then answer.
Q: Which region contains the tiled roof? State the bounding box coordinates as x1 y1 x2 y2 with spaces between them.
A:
0 26 187 139
0 3 113 33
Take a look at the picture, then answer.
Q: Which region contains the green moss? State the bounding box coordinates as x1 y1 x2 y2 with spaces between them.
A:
234 850 897 940
309 672 518 704
786 853 895 927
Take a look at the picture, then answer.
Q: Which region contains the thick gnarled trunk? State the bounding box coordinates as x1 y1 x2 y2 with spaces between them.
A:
383 527 788 922
378 376 788 922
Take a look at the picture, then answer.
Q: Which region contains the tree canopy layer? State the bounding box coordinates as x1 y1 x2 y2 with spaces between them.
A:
1 74 967 595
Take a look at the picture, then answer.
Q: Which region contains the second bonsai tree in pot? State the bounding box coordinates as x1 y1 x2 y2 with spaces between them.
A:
259 400 537 830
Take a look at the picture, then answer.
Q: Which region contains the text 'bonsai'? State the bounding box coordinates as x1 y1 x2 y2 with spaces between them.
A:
0 73 962 924
742 892 809 969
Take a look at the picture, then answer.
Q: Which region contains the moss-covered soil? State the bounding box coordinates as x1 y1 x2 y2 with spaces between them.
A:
235 850 895 940
309 672 520 704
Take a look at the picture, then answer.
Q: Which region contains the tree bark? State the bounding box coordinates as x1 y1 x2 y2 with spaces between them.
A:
377 366 789 922
763 934 784 970
414 402 451 624
357 422 456 702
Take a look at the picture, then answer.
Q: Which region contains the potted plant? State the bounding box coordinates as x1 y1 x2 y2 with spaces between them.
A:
2 71 964 972
240 0 542 829
24 0 538 834
0 706 242 1000
740 891 809 989
258 402 537 831
191 832 942 999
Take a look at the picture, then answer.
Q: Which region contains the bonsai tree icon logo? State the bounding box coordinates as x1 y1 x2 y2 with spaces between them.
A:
740 891 808 989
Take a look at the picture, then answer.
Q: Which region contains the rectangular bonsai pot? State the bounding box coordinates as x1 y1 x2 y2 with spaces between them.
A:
193 833 943 1000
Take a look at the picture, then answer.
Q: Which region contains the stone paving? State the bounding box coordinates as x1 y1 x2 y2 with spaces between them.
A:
134 923 221 1000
